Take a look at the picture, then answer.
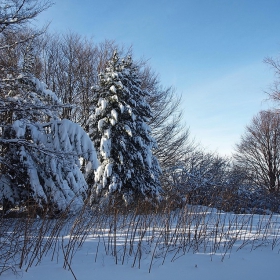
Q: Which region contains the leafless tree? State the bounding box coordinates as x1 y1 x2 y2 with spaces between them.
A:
136 64 194 170
0 0 50 127
39 33 97 123
234 110 280 193
264 56 280 103
0 0 52 100
149 86 192 169
38 34 131 127
0 0 52 49
37 35 193 171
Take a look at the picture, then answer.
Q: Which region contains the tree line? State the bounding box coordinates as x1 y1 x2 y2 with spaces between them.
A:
1 0 280 216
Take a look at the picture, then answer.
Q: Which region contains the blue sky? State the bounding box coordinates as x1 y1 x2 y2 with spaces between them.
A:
36 0 280 156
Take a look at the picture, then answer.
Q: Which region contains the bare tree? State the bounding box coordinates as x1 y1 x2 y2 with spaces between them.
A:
137 65 194 170
0 0 51 129
234 110 280 193
37 36 193 171
38 34 131 127
264 56 280 103
0 0 52 49
0 0 51 127
39 33 98 122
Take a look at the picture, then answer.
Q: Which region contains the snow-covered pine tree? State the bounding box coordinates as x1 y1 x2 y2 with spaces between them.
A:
0 45 98 214
87 51 162 205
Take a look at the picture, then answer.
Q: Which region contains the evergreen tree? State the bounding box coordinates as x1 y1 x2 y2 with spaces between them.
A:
88 52 162 205
0 45 98 214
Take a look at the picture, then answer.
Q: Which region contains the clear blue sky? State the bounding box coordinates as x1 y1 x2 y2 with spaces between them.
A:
36 0 280 156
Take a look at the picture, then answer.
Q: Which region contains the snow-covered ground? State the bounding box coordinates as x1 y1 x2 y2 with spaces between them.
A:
4 237 279 280
3 207 280 280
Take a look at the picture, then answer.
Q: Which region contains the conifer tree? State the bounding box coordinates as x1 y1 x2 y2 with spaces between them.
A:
0 45 98 214
88 52 162 205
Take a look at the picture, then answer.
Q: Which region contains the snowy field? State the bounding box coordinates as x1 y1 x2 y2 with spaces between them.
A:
2 205 280 280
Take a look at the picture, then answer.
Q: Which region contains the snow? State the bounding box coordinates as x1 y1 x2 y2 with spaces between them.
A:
115 81 123 88
137 151 144 164
124 124 132 137
98 118 106 131
100 136 111 158
110 118 116 126
119 152 124 164
3 208 280 280
55 119 98 168
112 94 119 102
85 161 92 173
134 136 143 147
12 120 26 138
112 72 118 79
104 163 113 178
31 76 60 103
94 165 104 187
100 99 107 110
89 52 162 202
111 109 118 122
119 103 124 113
144 149 152 168
110 85 117 93
108 176 118 192
2 118 98 213
141 121 151 134
28 165 47 202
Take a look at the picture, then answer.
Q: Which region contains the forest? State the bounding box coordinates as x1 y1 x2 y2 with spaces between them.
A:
1 1 280 278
